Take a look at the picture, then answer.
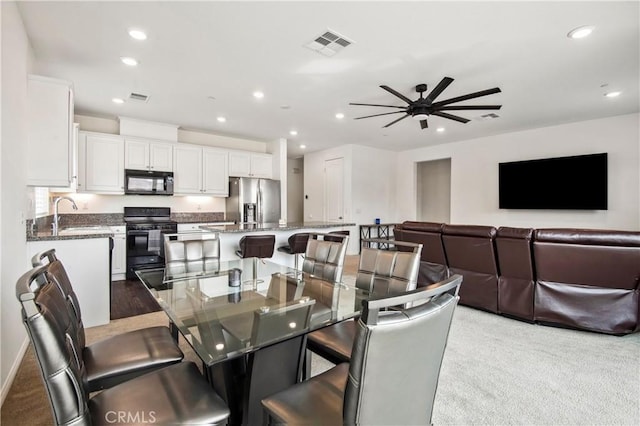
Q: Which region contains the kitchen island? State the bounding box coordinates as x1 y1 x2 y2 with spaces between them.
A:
198 221 357 264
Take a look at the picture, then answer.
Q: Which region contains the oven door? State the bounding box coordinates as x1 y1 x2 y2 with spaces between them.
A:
126 228 165 279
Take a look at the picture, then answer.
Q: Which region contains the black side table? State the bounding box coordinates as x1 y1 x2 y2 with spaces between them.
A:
359 223 397 252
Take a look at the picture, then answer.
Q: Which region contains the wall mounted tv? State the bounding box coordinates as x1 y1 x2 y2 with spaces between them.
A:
499 153 608 210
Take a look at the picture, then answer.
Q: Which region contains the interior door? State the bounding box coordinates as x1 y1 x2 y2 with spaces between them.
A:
324 157 344 223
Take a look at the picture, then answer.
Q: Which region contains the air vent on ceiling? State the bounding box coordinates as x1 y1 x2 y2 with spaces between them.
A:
475 112 500 121
129 92 150 103
304 29 353 57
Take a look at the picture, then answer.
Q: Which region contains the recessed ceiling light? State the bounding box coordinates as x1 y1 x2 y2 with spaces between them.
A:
253 91 264 99
120 57 138 66
604 91 621 98
567 26 594 39
299 144 306 149
436 127 445 132
128 29 147 40
217 116 226 123
335 113 345 119
112 98 124 104
289 130 298 136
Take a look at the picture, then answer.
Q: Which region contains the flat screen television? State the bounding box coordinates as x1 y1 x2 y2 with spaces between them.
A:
498 153 608 210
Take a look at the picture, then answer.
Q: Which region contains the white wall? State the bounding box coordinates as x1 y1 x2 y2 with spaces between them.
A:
351 145 397 225
396 113 640 230
287 158 304 222
1 1 33 403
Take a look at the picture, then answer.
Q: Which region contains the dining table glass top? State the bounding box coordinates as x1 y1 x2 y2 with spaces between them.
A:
136 258 368 366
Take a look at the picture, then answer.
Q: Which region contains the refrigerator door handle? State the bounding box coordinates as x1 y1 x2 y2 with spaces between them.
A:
257 182 263 223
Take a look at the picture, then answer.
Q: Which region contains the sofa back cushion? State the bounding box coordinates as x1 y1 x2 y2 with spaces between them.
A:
442 224 499 312
495 227 535 320
394 222 448 286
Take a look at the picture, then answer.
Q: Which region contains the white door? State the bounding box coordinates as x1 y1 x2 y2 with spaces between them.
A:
124 139 149 170
173 145 203 194
149 142 173 172
85 133 124 193
324 157 344 223
202 148 229 196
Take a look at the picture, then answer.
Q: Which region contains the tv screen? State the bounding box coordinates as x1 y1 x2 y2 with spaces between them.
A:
499 153 608 210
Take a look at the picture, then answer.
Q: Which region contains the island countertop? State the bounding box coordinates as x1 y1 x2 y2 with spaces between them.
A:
199 221 356 233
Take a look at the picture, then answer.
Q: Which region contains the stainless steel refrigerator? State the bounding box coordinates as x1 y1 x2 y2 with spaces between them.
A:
226 177 281 223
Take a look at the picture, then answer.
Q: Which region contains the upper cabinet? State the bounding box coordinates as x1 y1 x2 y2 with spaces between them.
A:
27 75 74 187
174 144 228 196
124 137 173 172
77 131 125 194
229 151 273 179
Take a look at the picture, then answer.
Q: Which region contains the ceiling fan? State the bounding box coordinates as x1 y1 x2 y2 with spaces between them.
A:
350 77 501 129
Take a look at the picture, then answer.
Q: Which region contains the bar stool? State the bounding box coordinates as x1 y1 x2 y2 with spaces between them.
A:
277 233 310 270
236 234 275 284
323 230 350 242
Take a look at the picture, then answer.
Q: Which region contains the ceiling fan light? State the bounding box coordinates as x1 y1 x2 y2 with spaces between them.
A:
411 112 429 120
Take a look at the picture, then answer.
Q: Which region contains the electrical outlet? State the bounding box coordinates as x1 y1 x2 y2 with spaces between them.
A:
82 202 89 210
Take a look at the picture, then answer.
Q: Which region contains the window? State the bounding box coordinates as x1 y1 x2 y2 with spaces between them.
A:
34 187 49 217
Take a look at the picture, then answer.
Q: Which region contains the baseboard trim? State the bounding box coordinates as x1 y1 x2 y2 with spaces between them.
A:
1 336 29 407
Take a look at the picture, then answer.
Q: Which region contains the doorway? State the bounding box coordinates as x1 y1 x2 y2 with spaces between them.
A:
416 158 451 223
324 157 344 222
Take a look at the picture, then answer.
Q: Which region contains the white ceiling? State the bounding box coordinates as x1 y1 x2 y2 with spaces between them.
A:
16 1 639 158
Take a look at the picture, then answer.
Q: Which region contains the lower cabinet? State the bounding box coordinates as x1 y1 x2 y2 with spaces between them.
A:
28 238 111 327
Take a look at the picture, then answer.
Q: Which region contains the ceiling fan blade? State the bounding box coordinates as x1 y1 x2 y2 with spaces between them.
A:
383 114 410 128
431 87 501 108
354 111 407 120
349 103 407 109
431 111 470 123
435 105 502 111
425 77 454 103
380 85 413 104
420 119 428 129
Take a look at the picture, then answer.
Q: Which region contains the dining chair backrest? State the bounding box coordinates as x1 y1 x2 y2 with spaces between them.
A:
302 233 349 283
31 249 86 350
343 275 462 425
356 239 422 300
16 265 91 425
164 233 221 276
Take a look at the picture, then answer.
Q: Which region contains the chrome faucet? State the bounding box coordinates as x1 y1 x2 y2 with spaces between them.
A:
52 196 78 236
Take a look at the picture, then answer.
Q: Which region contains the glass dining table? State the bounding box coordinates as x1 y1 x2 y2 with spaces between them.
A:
136 258 367 426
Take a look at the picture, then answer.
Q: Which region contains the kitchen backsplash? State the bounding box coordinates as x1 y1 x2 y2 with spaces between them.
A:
171 212 224 223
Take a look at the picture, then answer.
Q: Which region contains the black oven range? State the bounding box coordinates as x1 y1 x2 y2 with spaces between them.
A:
124 207 178 279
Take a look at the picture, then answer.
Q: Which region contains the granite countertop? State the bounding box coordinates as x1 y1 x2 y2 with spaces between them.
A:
199 221 356 233
28 227 114 242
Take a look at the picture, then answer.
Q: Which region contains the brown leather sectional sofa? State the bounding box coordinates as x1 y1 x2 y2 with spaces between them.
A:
394 221 640 335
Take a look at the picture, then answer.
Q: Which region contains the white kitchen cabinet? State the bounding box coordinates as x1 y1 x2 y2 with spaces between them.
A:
124 137 173 172
111 226 126 280
174 144 228 196
27 75 74 187
78 131 125 194
228 151 273 178
27 238 110 327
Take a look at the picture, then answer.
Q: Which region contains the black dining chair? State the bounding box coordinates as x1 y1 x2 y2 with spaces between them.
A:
16 264 230 426
261 275 463 425
31 249 184 392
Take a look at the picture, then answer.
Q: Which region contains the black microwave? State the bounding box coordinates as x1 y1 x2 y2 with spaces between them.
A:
124 169 174 195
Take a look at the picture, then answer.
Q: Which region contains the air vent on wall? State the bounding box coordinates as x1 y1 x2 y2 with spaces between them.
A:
304 29 354 57
129 92 150 103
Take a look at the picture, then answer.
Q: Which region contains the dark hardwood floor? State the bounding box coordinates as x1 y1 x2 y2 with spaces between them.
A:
110 279 162 320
